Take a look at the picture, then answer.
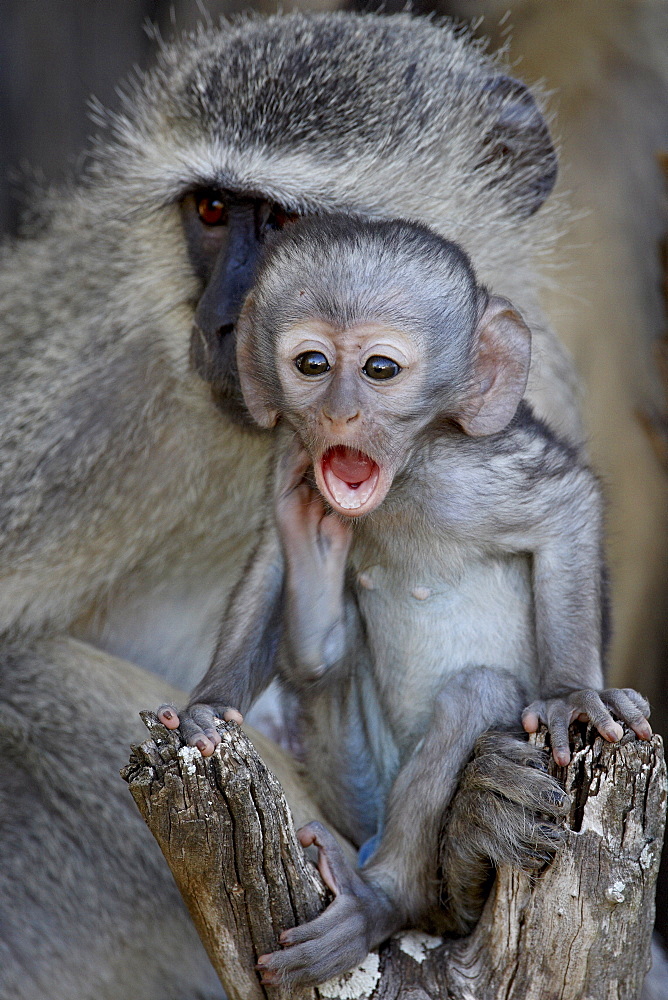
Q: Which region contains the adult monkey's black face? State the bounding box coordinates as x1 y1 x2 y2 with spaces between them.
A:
181 189 299 424
174 13 557 426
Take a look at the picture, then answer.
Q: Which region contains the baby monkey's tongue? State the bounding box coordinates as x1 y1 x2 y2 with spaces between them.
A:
322 447 380 513
327 447 375 486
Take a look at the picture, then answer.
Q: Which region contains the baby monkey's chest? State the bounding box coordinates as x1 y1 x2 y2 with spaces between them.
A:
349 538 537 745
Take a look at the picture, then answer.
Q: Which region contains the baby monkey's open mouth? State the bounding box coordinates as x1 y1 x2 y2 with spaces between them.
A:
318 446 383 515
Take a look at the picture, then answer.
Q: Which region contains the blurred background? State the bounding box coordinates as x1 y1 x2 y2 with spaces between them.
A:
2 0 667 949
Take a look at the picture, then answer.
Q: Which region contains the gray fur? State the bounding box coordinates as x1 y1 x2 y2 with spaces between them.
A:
0 635 225 1000
0 12 585 997
438 732 568 933
183 216 649 986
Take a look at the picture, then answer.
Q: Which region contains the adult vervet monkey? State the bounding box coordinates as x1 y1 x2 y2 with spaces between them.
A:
0 12 578 999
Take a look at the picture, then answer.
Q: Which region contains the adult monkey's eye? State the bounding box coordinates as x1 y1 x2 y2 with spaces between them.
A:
195 190 228 226
295 351 330 376
362 356 402 380
266 203 300 231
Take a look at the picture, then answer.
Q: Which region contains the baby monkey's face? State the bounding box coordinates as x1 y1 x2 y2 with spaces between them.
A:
275 317 427 517
236 219 521 515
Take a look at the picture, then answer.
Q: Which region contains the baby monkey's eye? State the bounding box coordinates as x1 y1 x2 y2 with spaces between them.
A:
295 351 331 376
362 356 402 380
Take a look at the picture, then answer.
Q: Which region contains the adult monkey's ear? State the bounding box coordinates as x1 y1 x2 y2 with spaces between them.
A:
477 75 558 218
235 295 279 429
457 296 531 437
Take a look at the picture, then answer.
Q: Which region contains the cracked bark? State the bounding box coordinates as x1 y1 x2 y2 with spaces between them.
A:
122 716 666 1000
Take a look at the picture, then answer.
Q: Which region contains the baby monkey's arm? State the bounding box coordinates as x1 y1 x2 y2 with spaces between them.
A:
508 456 652 762
158 445 298 753
158 518 285 754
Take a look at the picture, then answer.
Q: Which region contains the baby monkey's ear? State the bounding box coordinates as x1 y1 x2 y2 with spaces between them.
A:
457 296 531 437
236 296 280 429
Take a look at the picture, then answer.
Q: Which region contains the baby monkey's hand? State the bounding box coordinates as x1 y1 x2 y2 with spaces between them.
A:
274 433 352 563
157 702 243 757
273 433 353 686
522 688 652 766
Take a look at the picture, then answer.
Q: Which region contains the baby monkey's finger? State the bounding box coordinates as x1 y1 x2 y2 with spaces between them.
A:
521 701 545 734
620 688 650 718
319 510 354 549
223 707 244 724
572 690 623 744
180 703 225 757
545 704 572 766
157 704 180 729
601 689 652 741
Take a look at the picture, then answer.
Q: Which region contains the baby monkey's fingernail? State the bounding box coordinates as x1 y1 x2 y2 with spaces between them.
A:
162 710 173 720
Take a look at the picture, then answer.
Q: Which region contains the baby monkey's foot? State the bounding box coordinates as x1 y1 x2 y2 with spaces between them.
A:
156 702 243 757
522 688 651 766
256 821 398 987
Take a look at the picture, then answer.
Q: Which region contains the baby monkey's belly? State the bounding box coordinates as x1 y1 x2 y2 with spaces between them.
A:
352 549 537 750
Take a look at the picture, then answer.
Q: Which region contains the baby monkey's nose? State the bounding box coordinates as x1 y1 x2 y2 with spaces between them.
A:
322 409 361 429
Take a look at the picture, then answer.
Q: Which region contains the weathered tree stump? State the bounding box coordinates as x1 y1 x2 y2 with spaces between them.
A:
122 716 666 1000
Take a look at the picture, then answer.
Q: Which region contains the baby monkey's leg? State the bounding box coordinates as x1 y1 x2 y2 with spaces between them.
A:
257 666 566 986
361 667 530 925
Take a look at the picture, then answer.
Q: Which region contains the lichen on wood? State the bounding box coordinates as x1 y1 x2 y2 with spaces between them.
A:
122 717 666 1000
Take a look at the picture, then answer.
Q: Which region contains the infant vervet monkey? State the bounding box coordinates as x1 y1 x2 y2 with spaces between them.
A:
160 215 651 986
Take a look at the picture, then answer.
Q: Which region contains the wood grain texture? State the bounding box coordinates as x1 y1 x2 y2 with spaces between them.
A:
123 718 666 1000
